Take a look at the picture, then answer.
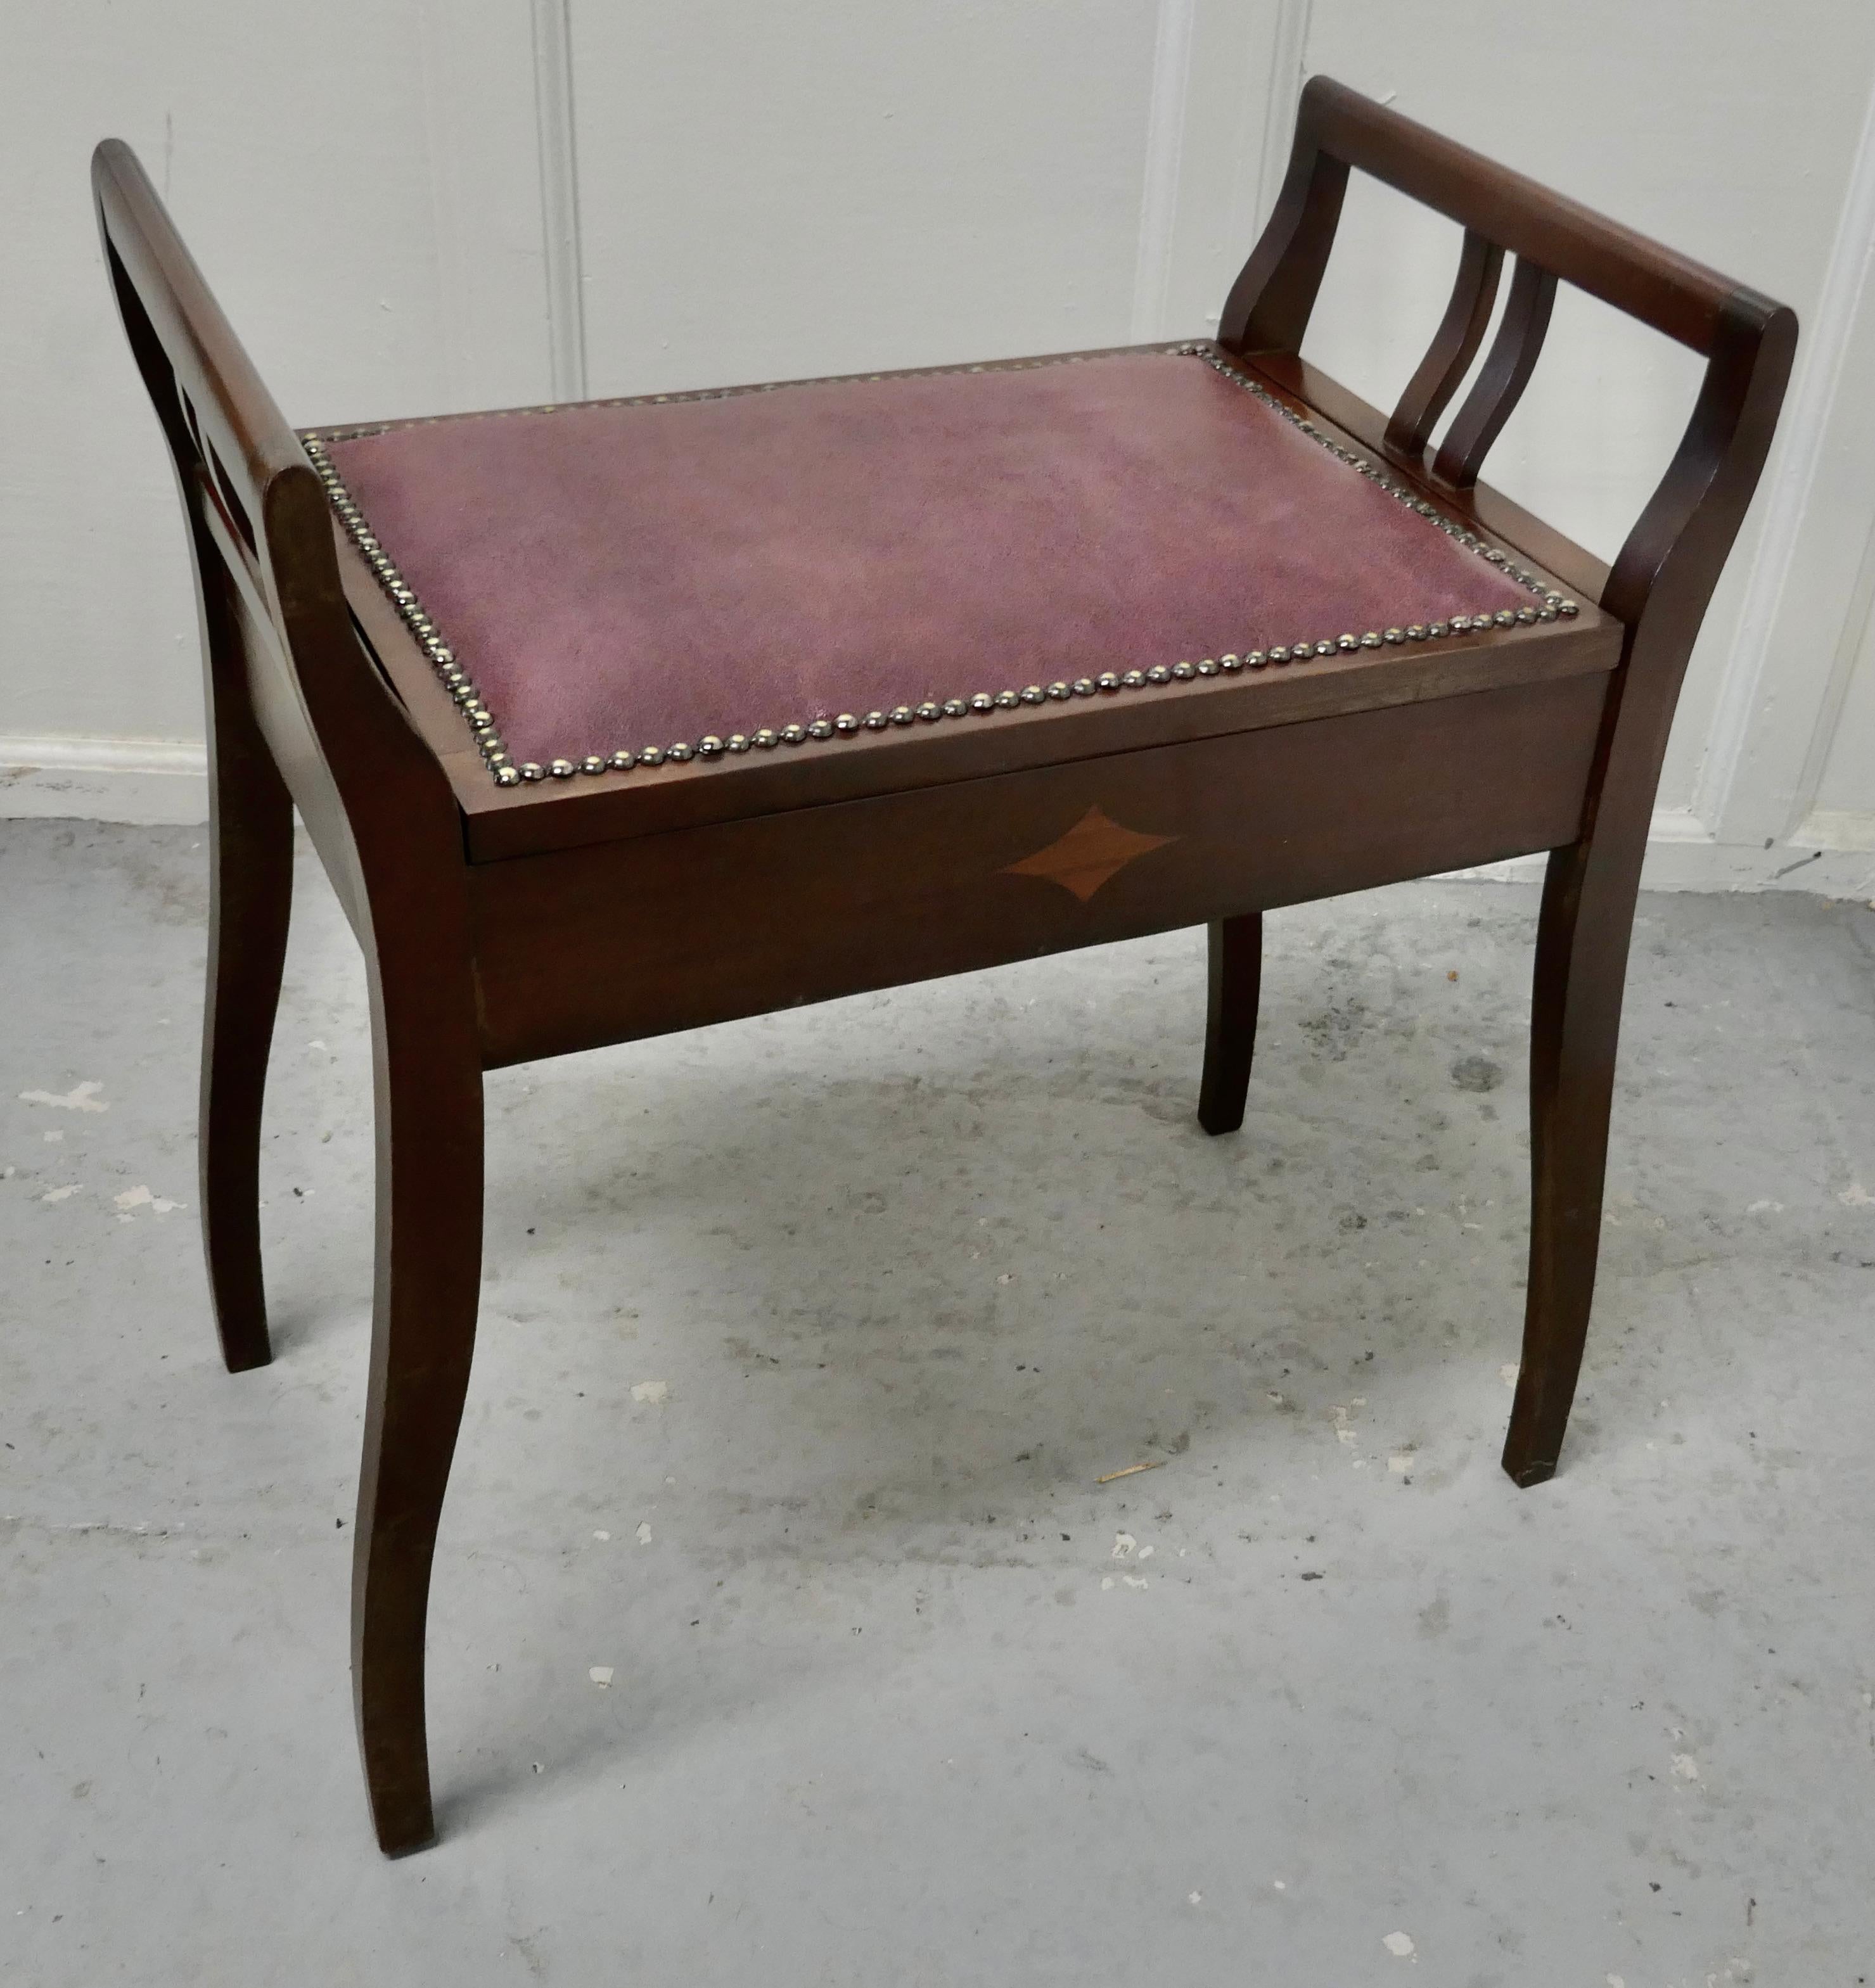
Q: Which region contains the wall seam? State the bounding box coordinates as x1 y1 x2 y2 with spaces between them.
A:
532 0 588 401
1131 0 1197 342
1253 0 1314 233
1691 67 1875 839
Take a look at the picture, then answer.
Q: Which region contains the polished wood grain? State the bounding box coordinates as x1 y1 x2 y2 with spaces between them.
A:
465 675 1606 1070
1223 78 1744 356
94 73 1795 1852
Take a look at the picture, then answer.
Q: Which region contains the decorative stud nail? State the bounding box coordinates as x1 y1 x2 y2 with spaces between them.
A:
314 350 1547 793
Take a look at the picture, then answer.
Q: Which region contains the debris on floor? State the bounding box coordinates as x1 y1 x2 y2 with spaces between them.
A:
18 1080 108 1112
1096 1461 1163 1483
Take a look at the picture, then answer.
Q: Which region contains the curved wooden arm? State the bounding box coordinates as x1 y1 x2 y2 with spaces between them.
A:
1223 75 1748 359
93 141 462 905
1220 83 1798 1499
1219 78 1797 655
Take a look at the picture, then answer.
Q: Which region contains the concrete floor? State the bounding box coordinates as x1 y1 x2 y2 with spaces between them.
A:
3 820 1873 1987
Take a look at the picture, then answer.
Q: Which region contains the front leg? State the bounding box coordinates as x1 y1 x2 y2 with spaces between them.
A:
352 959 484 1856
1502 841 1635 1488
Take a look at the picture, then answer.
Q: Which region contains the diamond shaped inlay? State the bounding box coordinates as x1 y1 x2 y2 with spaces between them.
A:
1002 805 1178 903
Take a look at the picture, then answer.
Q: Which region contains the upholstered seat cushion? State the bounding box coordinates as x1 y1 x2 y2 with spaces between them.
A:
307 345 1554 782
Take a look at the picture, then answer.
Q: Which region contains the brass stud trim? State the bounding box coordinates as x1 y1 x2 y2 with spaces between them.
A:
303 345 1575 790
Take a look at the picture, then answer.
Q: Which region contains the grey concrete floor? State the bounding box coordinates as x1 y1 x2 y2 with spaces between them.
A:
3 820 1874 1987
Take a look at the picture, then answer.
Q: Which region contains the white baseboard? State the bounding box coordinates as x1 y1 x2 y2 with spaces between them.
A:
1448 805 1875 897
0 736 209 825
3 738 1870 899
1798 806 1875 852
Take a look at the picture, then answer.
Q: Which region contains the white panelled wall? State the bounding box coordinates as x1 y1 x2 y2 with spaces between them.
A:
3 1 1871 894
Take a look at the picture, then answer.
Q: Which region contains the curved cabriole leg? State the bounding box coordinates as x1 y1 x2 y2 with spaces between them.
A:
1198 914 1263 1135
198 568 294 1373
352 967 484 1856
1502 842 1636 1488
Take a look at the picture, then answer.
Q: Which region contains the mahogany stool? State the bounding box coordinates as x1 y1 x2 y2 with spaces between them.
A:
94 79 1795 1854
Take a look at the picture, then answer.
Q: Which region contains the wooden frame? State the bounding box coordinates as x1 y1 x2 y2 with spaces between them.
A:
93 75 1795 1855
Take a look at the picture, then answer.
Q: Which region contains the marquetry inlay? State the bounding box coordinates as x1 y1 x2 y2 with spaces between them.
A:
1002 805 1178 903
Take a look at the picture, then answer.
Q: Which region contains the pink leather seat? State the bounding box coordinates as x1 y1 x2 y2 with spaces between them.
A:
310 345 1553 780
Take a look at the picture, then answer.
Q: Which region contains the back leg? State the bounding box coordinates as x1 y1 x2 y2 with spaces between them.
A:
1198 913 1263 1135
196 557 294 1372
